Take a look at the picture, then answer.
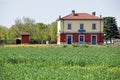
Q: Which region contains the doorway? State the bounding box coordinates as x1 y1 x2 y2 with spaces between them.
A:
16 39 21 44
67 35 73 44
91 35 97 44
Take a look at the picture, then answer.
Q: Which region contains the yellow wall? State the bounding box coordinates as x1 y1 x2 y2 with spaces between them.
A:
59 20 103 33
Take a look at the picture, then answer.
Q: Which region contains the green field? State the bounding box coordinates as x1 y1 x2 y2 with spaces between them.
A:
0 45 120 80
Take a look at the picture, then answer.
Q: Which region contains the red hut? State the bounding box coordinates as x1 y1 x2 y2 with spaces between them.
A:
21 32 30 44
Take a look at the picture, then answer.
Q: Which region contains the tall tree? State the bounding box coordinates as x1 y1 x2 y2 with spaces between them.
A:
22 17 35 35
15 17 35 39
34 23 50 43
49 21 57 43
104 17 119 43
8 25 18 40
0 25 8 40
0 25 8 44
33 23 45 41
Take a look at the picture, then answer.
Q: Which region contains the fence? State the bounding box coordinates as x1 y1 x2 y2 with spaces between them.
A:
0 40 16 44
114 39 120 45
0 40 57 45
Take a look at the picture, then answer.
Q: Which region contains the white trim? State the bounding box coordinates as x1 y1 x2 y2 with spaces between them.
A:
57 21 61 34
59 32 103 34
91 35 97 44
79 35 85 44
66 35 73 44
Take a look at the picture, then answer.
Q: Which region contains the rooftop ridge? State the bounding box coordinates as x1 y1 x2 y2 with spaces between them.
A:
61 12 102 20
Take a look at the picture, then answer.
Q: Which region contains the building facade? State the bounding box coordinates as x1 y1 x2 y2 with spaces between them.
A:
21 32 30 44
57 10 104 44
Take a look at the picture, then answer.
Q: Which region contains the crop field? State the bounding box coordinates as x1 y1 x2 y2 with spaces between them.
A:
0 45 120 80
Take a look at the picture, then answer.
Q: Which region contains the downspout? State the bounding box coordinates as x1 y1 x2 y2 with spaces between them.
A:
100 15 102 44
63 19 64 44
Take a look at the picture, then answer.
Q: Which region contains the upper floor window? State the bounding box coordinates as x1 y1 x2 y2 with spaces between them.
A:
68 24 72 30
92 23 96 30
80 24 84 29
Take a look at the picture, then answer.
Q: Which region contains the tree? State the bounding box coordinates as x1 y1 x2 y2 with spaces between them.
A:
15 17 36 39
33 23 46 42
104 17 119 43
8 17 57 44
8 25 19 40
22 17 36 35
49 21 57 43
0 25 9 44
33 23 50 43
0 25 5 40
0 25 8 40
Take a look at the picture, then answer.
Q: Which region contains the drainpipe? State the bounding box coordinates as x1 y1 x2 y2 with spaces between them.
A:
63 19 64 45
100 15 102 44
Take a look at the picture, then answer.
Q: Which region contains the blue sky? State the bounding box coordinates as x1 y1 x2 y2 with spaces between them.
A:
0 0 120 28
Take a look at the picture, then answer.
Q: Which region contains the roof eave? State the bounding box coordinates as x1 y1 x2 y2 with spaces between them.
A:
60 18 103 20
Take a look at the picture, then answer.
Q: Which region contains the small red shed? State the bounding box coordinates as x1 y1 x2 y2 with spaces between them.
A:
21 32 30 44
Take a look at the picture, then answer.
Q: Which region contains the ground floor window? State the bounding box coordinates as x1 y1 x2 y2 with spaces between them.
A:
64 34 98 44
91 35 97 44
79 35 85 44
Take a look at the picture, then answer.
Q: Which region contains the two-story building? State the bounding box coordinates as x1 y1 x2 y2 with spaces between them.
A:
57 10 104 44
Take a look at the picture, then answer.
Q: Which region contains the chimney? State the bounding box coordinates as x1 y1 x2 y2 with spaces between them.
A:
59 15 61 19
72 10 75 16
92 12 96 16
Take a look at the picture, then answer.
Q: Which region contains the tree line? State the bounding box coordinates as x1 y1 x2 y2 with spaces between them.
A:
0 17 57 44
0 16 119 44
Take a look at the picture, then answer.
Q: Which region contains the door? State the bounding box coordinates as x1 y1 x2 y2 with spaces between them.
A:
79 35 85 44
67 35 72 44
91 35 97 44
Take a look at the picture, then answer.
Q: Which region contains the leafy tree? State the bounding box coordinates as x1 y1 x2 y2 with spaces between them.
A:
8 25 19 40
15 18 23 35
7 17 57 44
0 25 5 40
0 25 8 40
49 21 57 43
104 17 119 43
22 17 36 36
33 23 45 42
15 17 35 38
0 25 9 44
34 23 50 43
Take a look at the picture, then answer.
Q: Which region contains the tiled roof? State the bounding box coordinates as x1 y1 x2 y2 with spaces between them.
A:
61 13 102 20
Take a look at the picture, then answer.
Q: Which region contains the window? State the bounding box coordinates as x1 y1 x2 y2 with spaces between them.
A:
68 24 72 30
80 24 84 29
92 23 96 30
80 36 84 42
79 35 85 44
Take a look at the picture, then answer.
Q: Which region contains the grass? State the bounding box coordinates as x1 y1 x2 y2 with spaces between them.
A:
0 45 120 80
